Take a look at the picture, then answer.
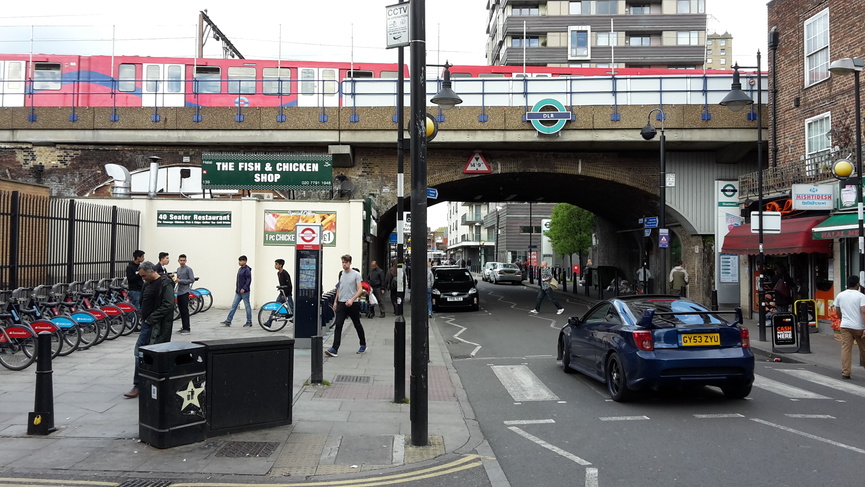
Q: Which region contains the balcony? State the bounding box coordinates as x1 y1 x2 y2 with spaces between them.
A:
461 213 484 225
738 150 844 200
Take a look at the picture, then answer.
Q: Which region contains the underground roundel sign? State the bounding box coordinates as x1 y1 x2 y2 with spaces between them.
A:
526 98 575 135
296 223 321 250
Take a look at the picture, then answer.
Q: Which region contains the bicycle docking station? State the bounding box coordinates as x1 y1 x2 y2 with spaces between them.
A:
27 332 56 436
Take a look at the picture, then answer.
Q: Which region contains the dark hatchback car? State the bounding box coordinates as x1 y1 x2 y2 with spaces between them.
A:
557 295 754 402
431 267 479 311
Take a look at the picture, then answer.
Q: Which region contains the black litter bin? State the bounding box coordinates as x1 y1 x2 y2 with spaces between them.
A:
138 341 207 449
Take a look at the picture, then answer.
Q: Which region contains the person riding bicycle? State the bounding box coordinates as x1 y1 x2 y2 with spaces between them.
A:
263 259 294 329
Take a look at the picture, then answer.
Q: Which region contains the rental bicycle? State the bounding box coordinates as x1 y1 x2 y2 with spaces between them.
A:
257 286 294 332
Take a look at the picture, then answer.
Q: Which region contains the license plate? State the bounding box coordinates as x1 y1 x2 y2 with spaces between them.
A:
447 297 462 302
679 333 720 346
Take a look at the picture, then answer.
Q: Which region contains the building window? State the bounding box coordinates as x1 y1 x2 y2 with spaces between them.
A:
706 58 713 64
720 58 726 65
707 40 713 45
596 32 617 46
707 49 712 54
629 36 651 46
677 0 705 13
512 37 540 47
720 40 726 46
569 2 581 14
805 112 831 174
630 5 650 14
513 6 539 16
677 31 700 46
720 49 726 55
804 8 829 87
568 26 591 60
569 1 617 14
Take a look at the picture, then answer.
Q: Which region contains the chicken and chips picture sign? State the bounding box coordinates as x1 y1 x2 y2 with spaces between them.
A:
264 210 337 246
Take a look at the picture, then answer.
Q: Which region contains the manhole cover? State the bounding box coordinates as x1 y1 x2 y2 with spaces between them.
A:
215 441 280 458
333 374 371 383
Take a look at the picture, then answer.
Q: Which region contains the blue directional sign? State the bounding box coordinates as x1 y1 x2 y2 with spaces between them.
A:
427 187 438 199
644 217 658 228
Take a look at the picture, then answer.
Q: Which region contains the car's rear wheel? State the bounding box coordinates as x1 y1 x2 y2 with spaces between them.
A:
560 337 574 374
721 381 752 399
605 353 633 402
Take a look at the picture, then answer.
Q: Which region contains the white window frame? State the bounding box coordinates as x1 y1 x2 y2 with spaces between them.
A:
677 31 699 46
568 25 591 61
804 8 830 87
805 112 832 174
596 32 617 47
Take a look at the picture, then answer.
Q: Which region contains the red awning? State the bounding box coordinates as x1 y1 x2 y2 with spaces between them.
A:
721 215 831 255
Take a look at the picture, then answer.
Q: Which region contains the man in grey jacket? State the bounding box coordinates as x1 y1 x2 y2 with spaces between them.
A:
174 254 196 334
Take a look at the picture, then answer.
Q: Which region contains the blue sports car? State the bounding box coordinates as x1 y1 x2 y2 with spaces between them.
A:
556 296 754 402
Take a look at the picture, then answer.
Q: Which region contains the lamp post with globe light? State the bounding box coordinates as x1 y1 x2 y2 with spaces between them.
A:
640 108 667 295
829 57 865 285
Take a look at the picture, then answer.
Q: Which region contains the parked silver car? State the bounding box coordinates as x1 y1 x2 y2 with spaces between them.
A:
489 262 522 284
482 262 503 282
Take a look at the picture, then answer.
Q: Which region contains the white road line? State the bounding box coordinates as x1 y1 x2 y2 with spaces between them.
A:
492 365 560 401
585 467 599 487
785 414 836 419
503 419 556 425
598 415 650 421
780 369 865 397
507 426 592 465
751 418 865 454
752 374 831 399
693 414 745 418
444 319 483 357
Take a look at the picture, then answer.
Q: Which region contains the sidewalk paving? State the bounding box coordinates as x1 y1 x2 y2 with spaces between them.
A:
0 302 483 481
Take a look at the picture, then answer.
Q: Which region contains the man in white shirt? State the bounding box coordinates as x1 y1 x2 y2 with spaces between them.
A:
833 275 865 379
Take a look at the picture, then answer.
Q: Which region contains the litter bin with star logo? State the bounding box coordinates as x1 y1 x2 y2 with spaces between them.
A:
138 342 207 448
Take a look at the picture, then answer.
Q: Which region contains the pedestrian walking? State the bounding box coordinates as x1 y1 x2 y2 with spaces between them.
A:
174 254 195 334
125 249 145 310
325 254 367 357
222 255 253 327
636 265 653 294
669 261 689 297
264 259 294 328
833 275 865 379
366 260 386 318
124 261 176 398
530 261 564 315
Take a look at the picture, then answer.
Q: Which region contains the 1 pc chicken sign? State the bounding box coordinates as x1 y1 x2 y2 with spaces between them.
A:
296 224 321 250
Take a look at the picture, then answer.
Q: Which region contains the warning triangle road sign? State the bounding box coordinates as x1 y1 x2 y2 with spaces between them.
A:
464 152 492 174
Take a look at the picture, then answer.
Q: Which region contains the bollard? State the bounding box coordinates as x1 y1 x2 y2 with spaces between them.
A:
528 265 534 285
28 332 56 435
394 316 406 402
797 317 812 354
561 269 568 292
310 335 323 384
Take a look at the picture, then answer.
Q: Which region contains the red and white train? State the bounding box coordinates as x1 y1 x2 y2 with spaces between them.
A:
0 53 731 108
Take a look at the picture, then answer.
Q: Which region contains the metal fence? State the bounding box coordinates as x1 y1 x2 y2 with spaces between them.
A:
0 191 140 289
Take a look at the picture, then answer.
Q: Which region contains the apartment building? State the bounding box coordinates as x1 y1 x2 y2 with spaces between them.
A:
705 31 732 70
486 0 708 68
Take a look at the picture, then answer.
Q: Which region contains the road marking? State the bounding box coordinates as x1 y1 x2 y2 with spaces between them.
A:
585 467 599 487
507 426 592 465
751 418 865 455
785 414 835 419
752 374 831 399
693 413 745 418
0 480 117 486
443 319 482 357
780 369 865 397
492 365 559 401
503 419 556 425
598 415 650 421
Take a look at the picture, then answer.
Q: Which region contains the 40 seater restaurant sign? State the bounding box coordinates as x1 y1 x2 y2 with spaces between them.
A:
201 153 332 190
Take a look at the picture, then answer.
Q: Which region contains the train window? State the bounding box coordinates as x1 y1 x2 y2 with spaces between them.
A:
6 61 23 90
118 64 136 92
33 63 61 90
478 73 506 78
322 69 337 94
450 72 472 78
380 71 399 78
145 65 160 92
263 67 291 95
301 69 315 95
194 66 221 94
228 66 256 94
167 65 182 93
346 70 374 79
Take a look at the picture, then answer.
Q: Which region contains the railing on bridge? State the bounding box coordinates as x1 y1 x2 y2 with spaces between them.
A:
738 149 843 199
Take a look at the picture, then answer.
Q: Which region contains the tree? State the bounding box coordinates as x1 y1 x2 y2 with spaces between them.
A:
546 203 594 271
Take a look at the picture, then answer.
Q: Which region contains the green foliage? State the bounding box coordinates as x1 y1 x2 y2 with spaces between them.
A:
547 203 594 259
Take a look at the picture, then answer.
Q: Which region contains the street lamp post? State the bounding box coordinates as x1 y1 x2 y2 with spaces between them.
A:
640 109 667 294
720 52 766 341
495 205 503 262
829 57 865 286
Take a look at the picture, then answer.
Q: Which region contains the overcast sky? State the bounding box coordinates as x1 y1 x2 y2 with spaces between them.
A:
0 0 768 227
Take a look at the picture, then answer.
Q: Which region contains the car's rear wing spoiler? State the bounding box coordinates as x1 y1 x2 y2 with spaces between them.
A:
637 307 743 328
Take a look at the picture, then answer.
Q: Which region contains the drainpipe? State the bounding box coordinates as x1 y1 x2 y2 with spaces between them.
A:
148 155 161 199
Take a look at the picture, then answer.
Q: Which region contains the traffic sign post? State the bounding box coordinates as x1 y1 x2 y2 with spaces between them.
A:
644 216 658 228
426 187 438 199
658 228 670 249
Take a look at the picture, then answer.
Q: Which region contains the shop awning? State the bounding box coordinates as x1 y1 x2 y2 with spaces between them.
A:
721 215 831 255
812 213 862 240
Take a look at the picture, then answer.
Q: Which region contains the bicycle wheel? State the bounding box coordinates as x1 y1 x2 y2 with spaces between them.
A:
86 309 110 346
53 316 81 356
188 291 204 315
258 301 292 332
196 288 213 312
28 320 63 358
114 302 139 336
100 305 126 340
0 326 37 371
72 311 99 349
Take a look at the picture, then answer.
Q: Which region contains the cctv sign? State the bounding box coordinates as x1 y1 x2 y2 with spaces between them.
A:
386 3 410 49
296 224 321 250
